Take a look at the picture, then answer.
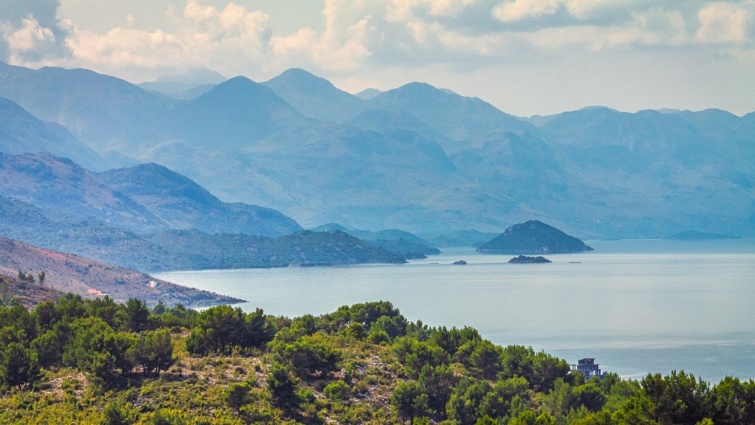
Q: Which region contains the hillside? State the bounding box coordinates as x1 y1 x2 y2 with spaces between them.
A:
478 220 594 254
99 162 302 237
0 271 61 308
0 236 241 307
0 298 746 424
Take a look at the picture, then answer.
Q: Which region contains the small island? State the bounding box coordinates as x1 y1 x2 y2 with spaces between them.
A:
477 220 593 254
453 260 468 265
508 255 551 264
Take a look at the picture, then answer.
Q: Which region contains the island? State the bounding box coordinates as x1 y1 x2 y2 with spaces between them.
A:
477 220 593 254
508 255 551 264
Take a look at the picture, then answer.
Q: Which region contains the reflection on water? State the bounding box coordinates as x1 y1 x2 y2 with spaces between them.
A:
155 239 755 382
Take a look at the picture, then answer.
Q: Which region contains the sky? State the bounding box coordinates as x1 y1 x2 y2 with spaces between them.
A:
1 0 754 117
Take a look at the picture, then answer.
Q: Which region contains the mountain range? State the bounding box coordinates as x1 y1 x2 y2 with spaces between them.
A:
0 152 425 271
0 61 752 238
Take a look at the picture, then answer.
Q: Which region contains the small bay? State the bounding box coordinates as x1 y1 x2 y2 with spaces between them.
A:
155 239 755 383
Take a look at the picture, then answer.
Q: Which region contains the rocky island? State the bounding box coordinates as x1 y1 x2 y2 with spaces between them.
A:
478 220 593 254
508 255 551 264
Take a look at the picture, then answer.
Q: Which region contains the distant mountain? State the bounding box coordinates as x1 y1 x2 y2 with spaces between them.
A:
0 97 105 170
478 221 593 254
0 62 753 239
310 224 440 258
664 230 736 240
163 76 313 151
355 88 382 100
0 61 170 154
263 68 365 123
99 162 302 237
367 82 537 152
0 236 242 307
147 230 407 269
420 230 501 247
137 67 226 97
0 153 166 234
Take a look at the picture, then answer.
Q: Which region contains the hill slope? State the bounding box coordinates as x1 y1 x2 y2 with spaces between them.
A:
0 236 241 307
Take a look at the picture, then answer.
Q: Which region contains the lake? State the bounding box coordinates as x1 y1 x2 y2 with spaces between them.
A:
155 239 755 383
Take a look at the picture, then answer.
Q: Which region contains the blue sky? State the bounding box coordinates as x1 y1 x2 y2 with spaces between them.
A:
1 0 754 116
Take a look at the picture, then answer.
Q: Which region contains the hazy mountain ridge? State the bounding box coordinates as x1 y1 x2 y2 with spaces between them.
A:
0 153 417 271
99 162 302 237
147 229 407 269
0 62 752 238
310 223 440 258
0 97 105 170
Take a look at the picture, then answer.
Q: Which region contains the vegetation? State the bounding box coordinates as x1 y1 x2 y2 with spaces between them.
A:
0 295 753 424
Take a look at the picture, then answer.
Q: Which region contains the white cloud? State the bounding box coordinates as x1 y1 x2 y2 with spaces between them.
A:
2 15 60 62
696 2 751 43
492 0 560 22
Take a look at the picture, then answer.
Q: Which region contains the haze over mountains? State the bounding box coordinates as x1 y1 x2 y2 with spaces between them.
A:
0 61 753 239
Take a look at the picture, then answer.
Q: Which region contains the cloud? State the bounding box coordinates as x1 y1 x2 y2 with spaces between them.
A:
696 2 751 43
492 0 561 22
0 0 71 61
2 0 753 88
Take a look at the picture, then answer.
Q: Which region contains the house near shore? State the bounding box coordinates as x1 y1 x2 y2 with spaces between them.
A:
572 358 603 378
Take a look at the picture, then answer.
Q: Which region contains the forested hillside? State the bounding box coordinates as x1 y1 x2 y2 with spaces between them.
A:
0 295 751 424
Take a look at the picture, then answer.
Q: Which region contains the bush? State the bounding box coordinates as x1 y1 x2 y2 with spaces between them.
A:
324 380 351 401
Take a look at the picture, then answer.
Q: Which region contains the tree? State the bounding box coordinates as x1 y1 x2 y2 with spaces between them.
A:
323 380 350 400
392 380 429 424
469 339 503 380
642 371 712 425
0 342 39 388
187 305 272 355
122 298 151 333
577 382 607 412
267 362 300 409
63 317 117 380
131 330 173 376
225 382 252 413
275 333 341 379
37 271 45 286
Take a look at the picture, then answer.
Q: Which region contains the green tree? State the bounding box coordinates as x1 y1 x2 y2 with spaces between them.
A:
577 382 607 412
642 371 712 425
0 342 39 388
225 382 252 412
470 339 503 380
323 380 351 400
131 330 173 376
63 317 117 380
391 380 429 424
122 298 151 332
275 333 341 379
267 362 300 409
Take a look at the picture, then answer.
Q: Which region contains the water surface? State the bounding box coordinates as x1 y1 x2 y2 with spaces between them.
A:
156 239 755 382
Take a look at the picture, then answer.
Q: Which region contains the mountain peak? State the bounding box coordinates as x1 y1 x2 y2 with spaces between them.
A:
263 68 364 123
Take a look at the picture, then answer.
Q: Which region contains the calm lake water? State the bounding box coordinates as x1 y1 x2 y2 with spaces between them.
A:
155 239 755 383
